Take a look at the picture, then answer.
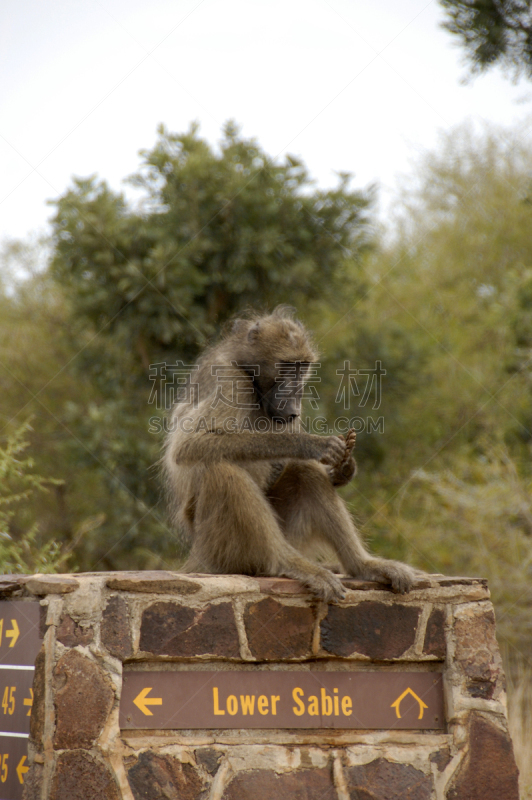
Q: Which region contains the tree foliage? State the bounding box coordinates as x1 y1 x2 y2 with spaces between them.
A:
0 420 70 573
335 122 532 654
4 120 532 664
439 0 532 78
49 121 373 367
35 122 374 571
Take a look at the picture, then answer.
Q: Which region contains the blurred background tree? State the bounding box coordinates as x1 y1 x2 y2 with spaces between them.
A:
438 0 532 78
2 118 532 666
326 121 532 660
1 121 373 572
0 419 70 573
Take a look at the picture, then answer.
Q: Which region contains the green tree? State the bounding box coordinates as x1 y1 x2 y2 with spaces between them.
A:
0 419 70 574
327 122 532 657
0 242 114 569
50 121 373 366
44 121 374 570
439 0 532 78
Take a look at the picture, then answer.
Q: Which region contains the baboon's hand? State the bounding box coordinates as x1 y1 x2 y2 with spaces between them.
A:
323 429 356 485
305 568 346 603
319 435 348 467
343 428 356 460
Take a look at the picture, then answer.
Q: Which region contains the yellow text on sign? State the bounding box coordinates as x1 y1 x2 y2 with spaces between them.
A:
292 687 353 717
0 754 7 783
0 619 20 648
213 688 281 716
391 687 428 720
1 687 15 716
0 754 30 783
211 687 354 717
133 688 163 716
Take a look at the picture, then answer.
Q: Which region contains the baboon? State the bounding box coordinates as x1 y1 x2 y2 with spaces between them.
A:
163 306 417 601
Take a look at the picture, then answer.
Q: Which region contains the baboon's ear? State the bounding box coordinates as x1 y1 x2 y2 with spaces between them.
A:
248 322 261 342
272 304 296 319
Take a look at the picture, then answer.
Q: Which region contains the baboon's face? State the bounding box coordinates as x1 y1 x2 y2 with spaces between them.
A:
258 361 311 423
238 313 317 423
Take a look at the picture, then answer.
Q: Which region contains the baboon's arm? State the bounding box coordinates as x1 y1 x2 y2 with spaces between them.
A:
174 431 345 465
327 456 356 487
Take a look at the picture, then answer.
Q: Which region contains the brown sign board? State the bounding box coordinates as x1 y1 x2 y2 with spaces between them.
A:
120 670 445 731
0 737 30 800
0 673 34 735
0 602 41 668
0 601 41 800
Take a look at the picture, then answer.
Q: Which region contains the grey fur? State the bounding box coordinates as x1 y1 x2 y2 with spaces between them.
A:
163 307 417 601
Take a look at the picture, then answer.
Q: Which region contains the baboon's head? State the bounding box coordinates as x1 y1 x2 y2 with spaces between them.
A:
231 306 318 424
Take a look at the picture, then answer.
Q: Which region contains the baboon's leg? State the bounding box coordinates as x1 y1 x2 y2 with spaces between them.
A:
268 462 415 593
182 462 346 601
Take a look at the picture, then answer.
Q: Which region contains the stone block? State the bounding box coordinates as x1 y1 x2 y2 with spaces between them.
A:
101 595 133 659
446 713 519 800
25 575 79 595
439 578 487 588
50 751 120 800
127 752 205 800
0 575 28 596
29 648 45 747
321 602 421 659
53 650 114 749
195 748 223 775
22 762 43 800
139 601 240 658
346 758 433 800
423 608 446 658
244 597 315 659
454 609 502 699
254 578 308 594
56 615 94 648
39 603 47 638
223 768 337 799
107 571 201 594
430 747 452 772
343 578 433 591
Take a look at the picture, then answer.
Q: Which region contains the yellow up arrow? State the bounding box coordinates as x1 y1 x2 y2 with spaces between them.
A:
6 619 19 647
17 755 29 784
391 687 428 720
133 687 163 716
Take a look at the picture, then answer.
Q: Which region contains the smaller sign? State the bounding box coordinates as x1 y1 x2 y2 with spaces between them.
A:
0 737 30 800
0 604 41 668
120 670 444 731
0 674 34 734
0 601 41 800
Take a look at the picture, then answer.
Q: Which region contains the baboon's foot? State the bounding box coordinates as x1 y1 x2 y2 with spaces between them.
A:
286 566 346 603
306 568 346 602
358 559 420 594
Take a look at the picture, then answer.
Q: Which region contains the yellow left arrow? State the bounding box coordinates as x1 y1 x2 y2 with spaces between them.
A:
17 756 29 784
6 620 19 648
133 687 163 716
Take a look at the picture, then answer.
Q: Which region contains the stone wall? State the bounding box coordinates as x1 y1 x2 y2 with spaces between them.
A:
0 572 519 800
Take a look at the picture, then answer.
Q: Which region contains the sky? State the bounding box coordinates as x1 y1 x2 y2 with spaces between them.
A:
1 0 531 246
